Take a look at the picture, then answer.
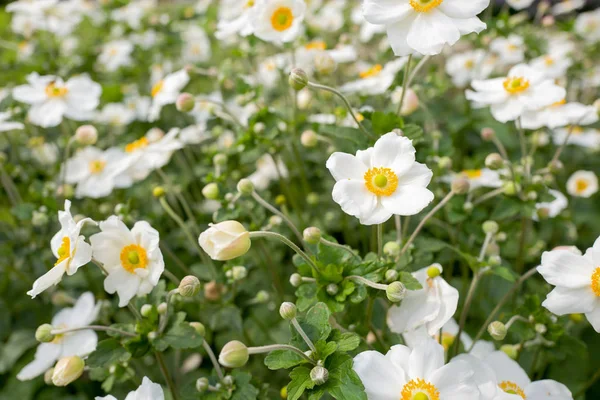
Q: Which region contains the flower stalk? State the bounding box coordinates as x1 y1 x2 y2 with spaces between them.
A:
249 231 321 274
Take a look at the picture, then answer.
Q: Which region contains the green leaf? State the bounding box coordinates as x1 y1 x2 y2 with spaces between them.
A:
399 272 423 290
330 331 361 352
231 370 260 400
492 266 517 282
325 353 367 400
315 340 338 361
87 339 131 368
293 303 331 347
287 366 315 400
402 124 424 143
153 312 204 351
264 349 306 370
369 111 403 136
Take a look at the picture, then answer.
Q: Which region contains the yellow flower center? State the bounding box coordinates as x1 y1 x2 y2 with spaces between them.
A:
551 98 567 107
401 379 440 400
575 178 589 193
18 41 28 50
245 0 255 8
499 381 526 399
52 323 67 344
151 80 164 97
591 268 600 297
503 76 530 94
433 332 456 351
462 169 482 179
125 136 149 153
119 244 148 273
356 113 365 122
360 64 383 79
544 56 554 66
364 167 399 197
464 59 475 69
89 159 106 174
305 41 327 51
45 82 69 98
55 236 71 266
570 125 584 135
409 0 443 12
271 7 294 32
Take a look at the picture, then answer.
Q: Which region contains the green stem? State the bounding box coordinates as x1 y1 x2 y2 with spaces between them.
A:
452 267 489 356
249 231 320 274
319 237 360 260
247 344 316 365
202 340 225 381
291 318 317 353
51 325 137 337
158 289 178 334
251 190 305 248
345 275 388 291
396 54 413 116
155 352 179 400
377 224 383 258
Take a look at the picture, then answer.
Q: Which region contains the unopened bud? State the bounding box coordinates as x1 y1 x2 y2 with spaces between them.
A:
231 266 247 280
44 368 55 385
310 365 329 385
383 241 400 258
386 281 406 302
275 195 286 206
289 68 308 91
179 275 201 297
481 128 495 141
237 178 254 195
463 201 473 212
488 321 507 340
541 15 554 27
485 153 504 170
219 340 249 368
279 302 297 320
196 377 209 393
570 313 584 323
500 344 519 360
36 324 55 343
326 283 339 295
384 269 399 282
306 192 319 205
301 130 318 148
548 160 563 173
202 183 220 200
482 220 499 234
437 156 452 170
502 182 519 196
52 356 85 386
140 304 153 317
157 302 168 315
204 281 223 301
303 227 322 244
213 153 227 166
176 92 195 112
290 273 303 287
74 125 97 145
189 322 206 336
153 186 166 198
255 290 269 303
535 323 547 334
451 177 470 194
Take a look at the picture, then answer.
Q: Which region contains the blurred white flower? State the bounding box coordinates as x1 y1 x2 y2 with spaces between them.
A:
490 35 525 65
552 126 600 149
96 376 164 400
91 217 164 307
0 111 24 132
566 170 598 198
340 58 408 95
180 122 210 145
98 40 134 72
148 69 190 122
111 0 157 30
215 0 256 40
443 168 502 191
521 101 598 130
534 189 568 220
247 154 288 191
575 9 600 43
351 4 385 43
96 103 137 127
446 49 495 87
181 25 211 63
530 51 572 80
506 0 535 10
552 0 585 16
250 0 306 44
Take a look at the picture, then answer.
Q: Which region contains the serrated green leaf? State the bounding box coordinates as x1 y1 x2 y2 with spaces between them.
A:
399 272 423 290
264 349 306 370
87 339 131 368
287 366 314 400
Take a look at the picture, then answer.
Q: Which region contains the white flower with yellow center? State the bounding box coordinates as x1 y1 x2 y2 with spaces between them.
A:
340 58 408 95
353 338 481 400
215 0 257 40
96 103 137 127
247 154 289 191
148 69 190 122
552 126 600 149
351 5 386 43
90 216 164 307
575 9 600 43
466 64 566 123
538 237 600 332
387 264 459 335
96 376 164 400
12 72 101 128
97 40 134 72
566 170 598 198
530 52 572 80
533 189 568 220
521 101 598 130
64 146 129 199
483 351 574 399
17 292 99 381
181 25 211 63
490 35 525 65
363 0 489 56
326 132 434 225
505 0 534 10
250 0 306 43
553 0 585 16
27 200 94 298
443 168 502 191
445 49 495 88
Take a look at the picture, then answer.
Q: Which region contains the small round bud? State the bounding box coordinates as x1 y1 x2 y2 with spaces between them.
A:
437 156 452 170
303 227 322 244
301 130 318 148
237 178 254 195
481 127 496 141
451 177 470 194
326 283 339 295
44 368 55 385
147 127 165 142
541 15 554 27
482 220 499 234
488 255 501 266
222 375 234 386
386 281 406 302
427 264 442 278
279 302 297 320
383 241 400 258
213 153 227 166
157 302 168 315
502 182 519 196
148 331 158 341
463 201 473 213
496 232 507 242
548 160 563 174
231 266 247 281
570 313 584 323
486 242 500 257
310 365 329 385
306 192 319 205
527 191 538 201
52 356 85 386
36 324 55 343
485 153 504 170
385 269 399 282
218 340 249 368
74 125 98 145
176 92 195 112
204 281 223 301
500 344 519 360
487 321 507 340
280 386 288 399
290 273 303 287
275 195 286 206
289 68 308 90
314 52 336 75
153 186 166 198
189 322 206 336
532 131 549 147
269 216 283 226
140 304 153 317
202 183 220 200
535 323 547 334
196 377 209 393
255 290 270 303
179 275 201 297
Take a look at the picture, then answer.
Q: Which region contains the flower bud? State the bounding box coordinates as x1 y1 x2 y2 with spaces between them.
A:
148 331 158 341
36 324 55 343
279 302 297 320
502 182 519 196
202 183 220 200
213 153 227 166
488 255 501 266
386 281 406 302
231 266 247 280
179 275 201 297
280 386 288 399
500 344 519 360
141 304 153 317
196 377 209 393
570 313 584 323
219 340 249 368
384 269 399 282
157 302 168 315
301 130 318 148
153 186 166 198
255 290 270 303
237 179 255 195
303 227 322 244
548 160 563 174
399 89 419 116
290 273 303 287
176 92 195 112
52 356 85 386
437 156 452 170
326 283 339 295
44 368 55 385
541 15 554 27
463 201 473 213
204 280 223 301
275 195 286 206
451 177 470 194
314 53 336 75
199 221 251 261
189 322 206 336
147 127 165 142
289 68 308 90
427 264 442 278
481 127 495 141
310 365 329 385
383 241 400 258
74 125 98 145
223 375 234 386
485 153 504 170
535 323 547 334
482 220 499 234
532 131 549 147
306 192 319 205
488 321 507 340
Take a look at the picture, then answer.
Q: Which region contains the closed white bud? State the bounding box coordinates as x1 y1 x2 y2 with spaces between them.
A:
485 153 504 170
384 269 398 282
36 324 55 343
482 221 499 234
219 340 249 368
189 322 206 336
196 377 209 393
199 221 251 261
488 321 507 340
179 275 201 297
74 125 97 145
290 273 303 287
303 227 322 244
301 130 318 148
289 68 308 90
326 283 339 295
279 302 297 320
157 302 168 315
255 290 269 303
141 304 153 317
383 241 400 258
231 266 247 280
237 179 255 195
176 92 195 112
451 177 470 194
52 356 85 386
310 365 329 385
386 281 406 302
202 183 220 200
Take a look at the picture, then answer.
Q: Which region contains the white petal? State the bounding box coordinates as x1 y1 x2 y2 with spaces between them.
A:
385 16 415 56
387 284 440 333
326 152 368 181
408 338 445 380
27 263 66 298
537 250 594 288
385 345 412 376
406 11 460 56
542 286 597 315
67 292 100 327
363 0 413 25
524 380 573 399
439 0 489 18
585 306 600 333
451 354 498 400
61 330 98 357
484 351 531 389
490 98 524 122
397 162 433 187
353 351 406 399
28 100 67 128
104 268 140 307
430 359 478 400
359 202 394 225
426 277 459 335
381 185 435 216
372 133 416 175
17 343 61 381
67 236 92 275
332 179 377 220
455 16 487 35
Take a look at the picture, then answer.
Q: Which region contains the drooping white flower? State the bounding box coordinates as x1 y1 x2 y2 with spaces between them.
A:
90 217 164 307
12 73 101 128
490 35 525 65
326 132 434 225
148 69 190 122
466 64 566 123
28 200 94 298
388 264 459 335
0 111 24 132
446 49 495 88
575 9 600 43
353 338 481 400
506 0 535 10
552 126 600 149
340 58 408 95
18 292 99 381
443 168 502 191
97 376 164 400
553 0 585 16
534 189 568 220
521 101 598 130
250 0 306 44
566 170 598 198
363 0 489 56
98 40 134 72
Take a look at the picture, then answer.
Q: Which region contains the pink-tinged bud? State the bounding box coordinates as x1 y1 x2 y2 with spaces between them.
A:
176 92 195 112
74 125 98 145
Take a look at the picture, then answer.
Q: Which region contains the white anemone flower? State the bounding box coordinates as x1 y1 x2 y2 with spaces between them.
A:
96 103 137 127
446 49 495 88
247 154 289 191
530 52 572 80
553 0 585 16
353 338 481 400
538 237 600 332
96 376 164 400
443 168 502 191
326 132 434 225
148 69 190 122
566 170 598 198
506 0 535 10
490 35 525 65
521 101 598 130
17 292 99 381
28 200 94 298
215 0 256 40
181 25 211 63
534 189 568 220
98 40 134 72
351 5 385 43
552 126 600 149
0 111 24 132
484 351 574 399
388 264 459 335
250 0 306 44
466 64 566 123
340 58 408 95
575 9 600 43
90 216 164 307
362 0 489 56
12 73 101 128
